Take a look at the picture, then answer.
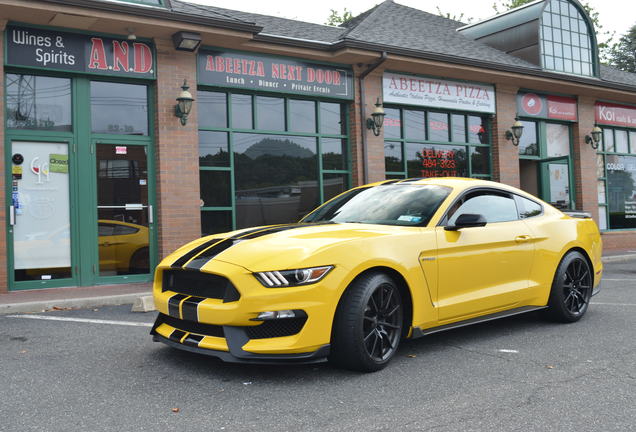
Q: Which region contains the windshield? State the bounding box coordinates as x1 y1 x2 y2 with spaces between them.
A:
303 184 451 227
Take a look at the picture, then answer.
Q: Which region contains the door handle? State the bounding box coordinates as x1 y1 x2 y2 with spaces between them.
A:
515 235 531 243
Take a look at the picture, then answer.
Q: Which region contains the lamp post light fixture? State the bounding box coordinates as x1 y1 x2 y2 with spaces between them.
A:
172 31 202 52
585 125 603 149
175 79 194 126
366 98 386 137
505 117 524 146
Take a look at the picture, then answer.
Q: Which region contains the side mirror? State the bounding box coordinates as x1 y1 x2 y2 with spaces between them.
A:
444 213 487 231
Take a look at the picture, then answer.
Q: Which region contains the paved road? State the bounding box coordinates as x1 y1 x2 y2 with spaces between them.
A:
2 262 635 432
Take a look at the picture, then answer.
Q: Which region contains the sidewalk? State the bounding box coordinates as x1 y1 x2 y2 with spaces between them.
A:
0 282 151 314
1 250 634 314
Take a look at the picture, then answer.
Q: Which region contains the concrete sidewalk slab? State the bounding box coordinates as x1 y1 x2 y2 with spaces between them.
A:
0 282 151 314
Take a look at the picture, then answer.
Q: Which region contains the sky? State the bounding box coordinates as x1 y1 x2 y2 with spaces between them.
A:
187 0 635 42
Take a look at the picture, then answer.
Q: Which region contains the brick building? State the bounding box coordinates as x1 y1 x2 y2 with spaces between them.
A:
1 0 635 293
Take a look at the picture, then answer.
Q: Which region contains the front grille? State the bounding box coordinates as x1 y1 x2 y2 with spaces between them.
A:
162 269 240 302
158 313 224 338
245 317 307 339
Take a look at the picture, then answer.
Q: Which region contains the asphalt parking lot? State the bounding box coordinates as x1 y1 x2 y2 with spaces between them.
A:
2 260 635 432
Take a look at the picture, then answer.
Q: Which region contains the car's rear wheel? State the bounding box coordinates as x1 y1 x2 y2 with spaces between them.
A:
330 272 403 372
546 251 593 323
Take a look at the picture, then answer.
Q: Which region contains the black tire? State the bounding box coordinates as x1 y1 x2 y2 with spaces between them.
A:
330 272 403 372
545 251 593 323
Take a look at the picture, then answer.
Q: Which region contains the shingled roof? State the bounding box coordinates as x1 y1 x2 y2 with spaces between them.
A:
170 0 636 89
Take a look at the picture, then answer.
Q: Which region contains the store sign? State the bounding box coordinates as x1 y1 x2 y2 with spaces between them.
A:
6 26 154 78
197 50 353 99
517 92 577 121
382 72 495 114
595 102 636 127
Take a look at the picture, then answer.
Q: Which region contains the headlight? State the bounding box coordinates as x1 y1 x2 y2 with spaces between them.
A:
254 266 333 287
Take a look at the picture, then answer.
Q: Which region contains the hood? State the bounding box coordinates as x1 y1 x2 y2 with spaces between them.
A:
173 223 413 272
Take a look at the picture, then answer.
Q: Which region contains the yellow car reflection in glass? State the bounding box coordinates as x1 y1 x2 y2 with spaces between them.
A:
98 220 149 274
151 178 602 372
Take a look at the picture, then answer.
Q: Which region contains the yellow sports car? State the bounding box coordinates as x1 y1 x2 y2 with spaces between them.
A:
151 178 602 372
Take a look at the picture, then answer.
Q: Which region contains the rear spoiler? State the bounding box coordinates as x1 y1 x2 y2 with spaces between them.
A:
563 211 592 219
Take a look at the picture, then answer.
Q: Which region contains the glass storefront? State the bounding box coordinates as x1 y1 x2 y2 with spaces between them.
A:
6 73 155 288
598 127 636 230
198 91 350 235
383 107 491 180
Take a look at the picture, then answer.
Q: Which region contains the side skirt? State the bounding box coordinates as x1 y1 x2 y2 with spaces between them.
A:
410 306 547 339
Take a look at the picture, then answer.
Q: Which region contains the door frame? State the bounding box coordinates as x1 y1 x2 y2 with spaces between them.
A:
4 71 157 290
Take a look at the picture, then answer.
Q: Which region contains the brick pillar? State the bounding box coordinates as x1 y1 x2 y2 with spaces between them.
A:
0 20 7 293
492 85 520 187
154 38 201 259
572 96 598 218
349 66 364 187
362 69 385 184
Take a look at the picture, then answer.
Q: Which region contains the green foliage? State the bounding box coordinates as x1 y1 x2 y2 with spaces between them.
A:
435 7 472 24
325 8 354 26
491 0 533 14
607 24 636 72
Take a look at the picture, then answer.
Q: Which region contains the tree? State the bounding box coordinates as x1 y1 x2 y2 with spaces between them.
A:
435 6 472 24
607 24 636 72
325 8 353 26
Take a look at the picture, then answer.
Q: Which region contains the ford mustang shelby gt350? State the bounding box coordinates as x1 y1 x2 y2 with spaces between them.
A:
151 178 602 372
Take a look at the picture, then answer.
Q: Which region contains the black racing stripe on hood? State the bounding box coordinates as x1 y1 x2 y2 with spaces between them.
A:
183 223 328 270
171 238 223 268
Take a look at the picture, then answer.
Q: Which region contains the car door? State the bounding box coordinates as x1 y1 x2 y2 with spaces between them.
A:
435 189 535 322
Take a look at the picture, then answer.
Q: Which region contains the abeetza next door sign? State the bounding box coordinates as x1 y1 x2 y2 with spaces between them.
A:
6 26 154 78
198 50 353 99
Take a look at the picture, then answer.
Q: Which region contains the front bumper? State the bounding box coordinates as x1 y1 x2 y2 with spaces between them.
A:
152 260 346 361
150 313 330 364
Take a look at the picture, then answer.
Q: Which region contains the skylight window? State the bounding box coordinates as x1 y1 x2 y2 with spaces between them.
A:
540 0 596 77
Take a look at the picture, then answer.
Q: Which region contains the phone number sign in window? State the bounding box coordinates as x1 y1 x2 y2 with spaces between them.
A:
406 144 467 178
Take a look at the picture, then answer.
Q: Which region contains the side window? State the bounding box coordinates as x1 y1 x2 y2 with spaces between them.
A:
113 225 139 235
515 195 543 219
448 192 519 225
98 224 115 236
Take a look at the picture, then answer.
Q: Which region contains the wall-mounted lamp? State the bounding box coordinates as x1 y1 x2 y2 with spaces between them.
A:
126 28 137 41
505 117 524 146
585 125 602 150
175 79 194 126
172 31 202 52
366 98 386 136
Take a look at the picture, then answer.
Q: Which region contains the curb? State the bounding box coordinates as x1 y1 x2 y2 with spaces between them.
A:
602 254 636 263
0 293 148 315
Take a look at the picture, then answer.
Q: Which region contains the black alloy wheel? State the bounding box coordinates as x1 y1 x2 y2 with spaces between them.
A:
546 251 593 323
363 282 402 362
330 272 404 372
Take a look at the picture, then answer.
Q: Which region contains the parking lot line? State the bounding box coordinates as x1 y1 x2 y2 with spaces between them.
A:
6 315 153 327
602 279 636 281
590 302 636 306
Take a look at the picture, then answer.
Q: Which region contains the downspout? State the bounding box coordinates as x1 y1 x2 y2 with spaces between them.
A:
358 51 388 184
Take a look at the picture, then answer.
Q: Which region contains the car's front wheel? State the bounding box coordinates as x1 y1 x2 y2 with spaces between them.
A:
330 272 403 372
546 251 593 323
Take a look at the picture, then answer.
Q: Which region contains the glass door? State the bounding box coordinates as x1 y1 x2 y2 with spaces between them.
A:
10 140 73 282
95 143 151 277
540 159 571 210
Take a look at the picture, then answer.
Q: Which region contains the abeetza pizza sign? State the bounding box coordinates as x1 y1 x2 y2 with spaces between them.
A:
6 26 154 78
383 72 496 114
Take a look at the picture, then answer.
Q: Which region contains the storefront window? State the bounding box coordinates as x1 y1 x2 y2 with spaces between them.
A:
384 107 491 180
198 90 349 235
598 127 636 229
518 121 538 156
546 123 570 157
6 74 72 131
90 81 148 135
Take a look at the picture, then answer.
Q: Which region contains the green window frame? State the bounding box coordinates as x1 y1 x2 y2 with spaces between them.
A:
540 0 597 77
198 89 351 236
383 106 492 180
597 127 636 231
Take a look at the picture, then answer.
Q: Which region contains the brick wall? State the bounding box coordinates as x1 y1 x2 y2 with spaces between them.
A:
363 70 386 184
572 96 598 218
492 85 521 187
153 38 201 259
602 231 636 253
0 22 6 293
